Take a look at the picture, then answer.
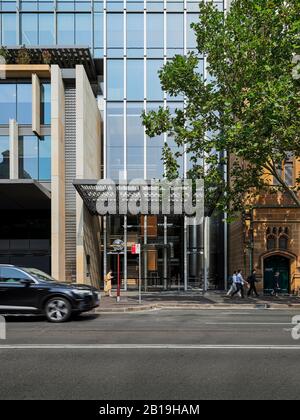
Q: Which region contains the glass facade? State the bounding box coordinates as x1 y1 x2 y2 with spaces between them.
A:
0 81 51 180
0 0 225 290
0 135 9 179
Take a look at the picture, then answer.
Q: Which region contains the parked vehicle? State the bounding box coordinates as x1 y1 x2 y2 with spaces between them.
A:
0 265 100 322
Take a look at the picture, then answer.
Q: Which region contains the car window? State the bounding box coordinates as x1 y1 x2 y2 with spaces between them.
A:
0 267 31 284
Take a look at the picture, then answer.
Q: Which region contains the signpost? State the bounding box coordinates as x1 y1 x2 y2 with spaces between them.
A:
112 239 124 303
132 243 142 304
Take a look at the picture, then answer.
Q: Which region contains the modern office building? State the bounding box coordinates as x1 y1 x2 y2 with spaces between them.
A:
0 0 226 291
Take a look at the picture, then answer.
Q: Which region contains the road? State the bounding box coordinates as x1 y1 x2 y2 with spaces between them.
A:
1 309 300 400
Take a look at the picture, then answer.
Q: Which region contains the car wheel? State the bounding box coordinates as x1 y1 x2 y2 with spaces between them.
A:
45 297 72 323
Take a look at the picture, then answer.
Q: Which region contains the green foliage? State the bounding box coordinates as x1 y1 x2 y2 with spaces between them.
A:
142 0 300 217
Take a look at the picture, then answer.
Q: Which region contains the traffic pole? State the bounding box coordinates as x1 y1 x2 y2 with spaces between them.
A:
117 253 121 303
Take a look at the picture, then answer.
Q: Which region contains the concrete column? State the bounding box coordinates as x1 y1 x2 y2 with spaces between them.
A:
32 73 41 136
76 65 101 286
9 119 18 180
51 65 66 281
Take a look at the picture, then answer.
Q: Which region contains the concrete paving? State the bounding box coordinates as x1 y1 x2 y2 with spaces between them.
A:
98 290 300 312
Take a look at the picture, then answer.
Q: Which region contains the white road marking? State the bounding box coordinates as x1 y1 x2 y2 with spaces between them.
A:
0 344 299 350
205 322 292 326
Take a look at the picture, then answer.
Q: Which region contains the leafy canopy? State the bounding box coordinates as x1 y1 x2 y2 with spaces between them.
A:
142 0 300 216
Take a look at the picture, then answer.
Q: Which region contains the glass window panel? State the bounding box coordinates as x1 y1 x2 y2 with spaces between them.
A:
17 83 32 124
127 60 144 101
2 14 17 46
147 60 164 101
75 13 91 45
19 135 38 179
0 83 16 124
39 13 55 45
107 13 123 49
107 60 124 100
94 13 103 48
0 136 10 179
187 14 198 50
127 13 144 50
146 103 164 180
167 13 184 49
41 83 51 125
21 13 38 45
285 162 294 186
147 14 164 50
57 13 75 44
127 102 144 180
107 103 124 180
39 135 51 180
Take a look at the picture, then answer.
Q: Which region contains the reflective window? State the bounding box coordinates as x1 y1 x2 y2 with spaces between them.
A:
147 60 164 101
146 103 165 179
57 13 75 44
39 13 55 45
0 136 10 179
167 13 184 50
127 60 144 101
19 135 38 179
21 13 38 45
41 83 51 125
39 135 51 180
127 103 144 180
94 12 103 48
0 267 31 283
107 60 124 100
17 84 32 124
75 13 91 45
127 13 144 57
19 135 51 180
0 84 16 124
147 14 164 57
2 14 17 45
187 14 198 50
107 13 123 52
107 103 124 180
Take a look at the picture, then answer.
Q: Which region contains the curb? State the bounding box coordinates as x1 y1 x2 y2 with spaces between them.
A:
96 302 300 313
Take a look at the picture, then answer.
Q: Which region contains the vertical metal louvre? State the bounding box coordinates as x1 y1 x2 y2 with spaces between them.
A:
64 84 77 282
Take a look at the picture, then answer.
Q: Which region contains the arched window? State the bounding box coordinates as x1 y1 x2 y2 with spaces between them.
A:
279 235 288 250
267 235 276 250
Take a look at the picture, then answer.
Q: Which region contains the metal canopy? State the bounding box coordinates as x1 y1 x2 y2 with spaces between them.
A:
5 46 100 82
0 180 51 210
73 179 210 217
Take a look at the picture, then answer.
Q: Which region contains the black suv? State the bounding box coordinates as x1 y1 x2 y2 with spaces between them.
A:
0 265 100 322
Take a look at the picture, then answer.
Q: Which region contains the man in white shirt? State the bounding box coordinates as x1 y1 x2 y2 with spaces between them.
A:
232 269 246 299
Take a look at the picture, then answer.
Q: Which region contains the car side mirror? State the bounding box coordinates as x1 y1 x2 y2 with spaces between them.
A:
20 279 34 287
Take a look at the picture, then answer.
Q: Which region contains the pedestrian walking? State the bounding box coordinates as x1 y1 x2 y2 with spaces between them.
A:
272 271 280 297
231 269 247 299
227 271 238 296
247 269 259 298
104 270 113 297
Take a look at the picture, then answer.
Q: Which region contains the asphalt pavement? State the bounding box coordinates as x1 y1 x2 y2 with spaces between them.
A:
1 309 300 400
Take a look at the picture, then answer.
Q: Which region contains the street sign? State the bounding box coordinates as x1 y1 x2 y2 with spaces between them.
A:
131 244 141 255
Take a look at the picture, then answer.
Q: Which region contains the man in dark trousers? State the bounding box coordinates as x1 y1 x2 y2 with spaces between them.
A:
272 271 280 297
247 269 259 297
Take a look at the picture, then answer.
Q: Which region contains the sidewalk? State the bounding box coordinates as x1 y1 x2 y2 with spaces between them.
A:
96 290 300 313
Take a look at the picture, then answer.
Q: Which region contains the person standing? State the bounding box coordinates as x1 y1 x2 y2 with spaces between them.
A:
272 271 280 297
247 269 259 298
104 270 113 297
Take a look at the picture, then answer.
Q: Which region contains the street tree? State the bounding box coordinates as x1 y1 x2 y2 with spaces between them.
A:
142 0 300 217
